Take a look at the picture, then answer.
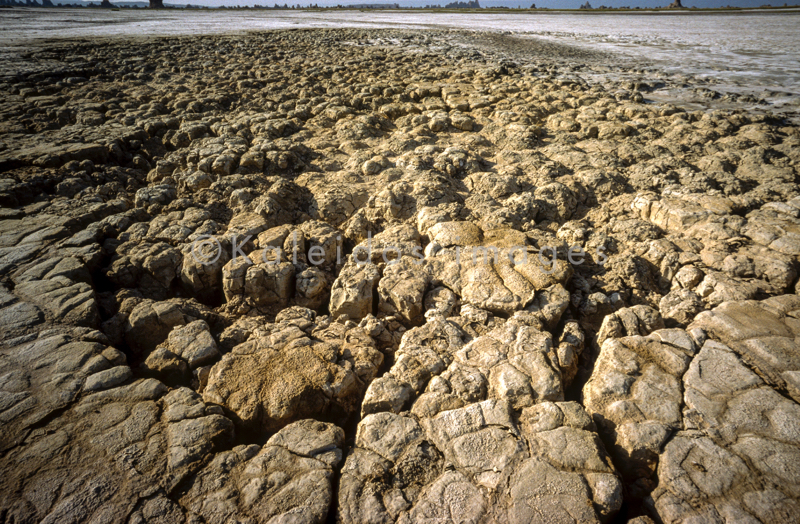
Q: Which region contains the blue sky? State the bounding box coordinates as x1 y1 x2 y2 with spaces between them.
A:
159 0 797 7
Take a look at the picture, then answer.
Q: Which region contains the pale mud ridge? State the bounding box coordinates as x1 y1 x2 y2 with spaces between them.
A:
1 28 800 524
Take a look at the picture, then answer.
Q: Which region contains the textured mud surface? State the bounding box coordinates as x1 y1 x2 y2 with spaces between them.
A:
1 28 800 523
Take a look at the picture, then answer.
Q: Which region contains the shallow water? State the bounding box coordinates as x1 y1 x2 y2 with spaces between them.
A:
2 8 799 106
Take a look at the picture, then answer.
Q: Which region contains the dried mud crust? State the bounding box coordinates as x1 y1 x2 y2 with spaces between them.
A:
455 30 616 63
1 27 800 524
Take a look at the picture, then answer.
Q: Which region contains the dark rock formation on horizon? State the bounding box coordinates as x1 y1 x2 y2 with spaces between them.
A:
667 0 684 6
149 0 162 6
579 1 593 7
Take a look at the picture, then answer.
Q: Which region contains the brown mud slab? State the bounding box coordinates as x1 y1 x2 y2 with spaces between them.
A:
1 28 800 524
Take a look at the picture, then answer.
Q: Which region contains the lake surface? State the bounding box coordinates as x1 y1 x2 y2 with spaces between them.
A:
2 8 799 106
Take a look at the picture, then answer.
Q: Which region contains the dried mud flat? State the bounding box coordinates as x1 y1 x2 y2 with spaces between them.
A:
1 28 800 524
